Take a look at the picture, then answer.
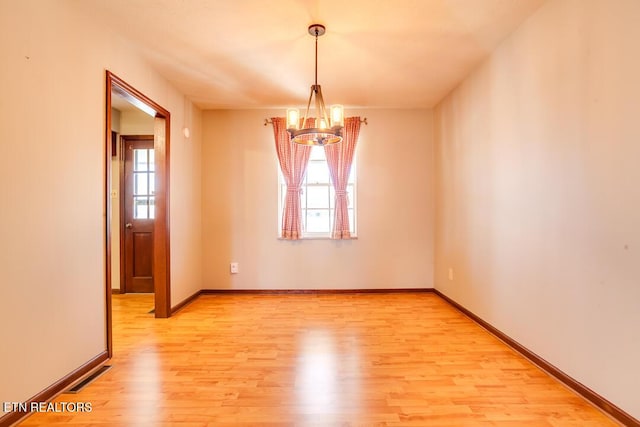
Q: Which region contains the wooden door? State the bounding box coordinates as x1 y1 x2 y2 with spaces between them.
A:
122 136 155 293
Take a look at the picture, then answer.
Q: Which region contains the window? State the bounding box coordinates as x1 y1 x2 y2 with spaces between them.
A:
133 148 155 219
279 146 356 238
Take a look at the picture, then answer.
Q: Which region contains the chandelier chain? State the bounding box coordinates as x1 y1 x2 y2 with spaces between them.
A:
314 29 319 89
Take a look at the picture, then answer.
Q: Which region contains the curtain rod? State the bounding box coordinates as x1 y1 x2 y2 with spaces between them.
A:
263 117 368 126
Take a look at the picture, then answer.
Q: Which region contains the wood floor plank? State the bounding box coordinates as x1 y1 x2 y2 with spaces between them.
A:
19 293 619 426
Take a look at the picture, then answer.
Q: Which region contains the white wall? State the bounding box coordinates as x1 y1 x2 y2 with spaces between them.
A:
0 0 202 408
434 0 640 419
202 109 434 290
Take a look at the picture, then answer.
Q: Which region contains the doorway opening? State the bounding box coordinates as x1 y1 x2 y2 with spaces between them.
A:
105 71 171 357
120 135 155 294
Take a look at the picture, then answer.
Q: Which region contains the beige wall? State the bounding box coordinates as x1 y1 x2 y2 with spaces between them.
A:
110 109 121 290
202 109 434 290
119 109 155 135
434 0 640 419
169 100 203 305
111 108 121 132
0 0 202 408
5 0 637 420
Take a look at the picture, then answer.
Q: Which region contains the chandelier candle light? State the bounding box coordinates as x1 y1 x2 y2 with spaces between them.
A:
286 24 344 145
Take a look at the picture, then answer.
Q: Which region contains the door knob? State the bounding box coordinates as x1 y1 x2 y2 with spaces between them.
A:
125 223 133 228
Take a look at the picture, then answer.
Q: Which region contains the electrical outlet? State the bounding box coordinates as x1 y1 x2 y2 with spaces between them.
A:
230 262 239 274
448 268 454 281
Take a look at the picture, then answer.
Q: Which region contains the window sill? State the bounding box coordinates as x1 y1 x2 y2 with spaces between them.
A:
278 235 358 240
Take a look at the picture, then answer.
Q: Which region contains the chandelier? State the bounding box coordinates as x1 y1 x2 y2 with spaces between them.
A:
286 24 344 146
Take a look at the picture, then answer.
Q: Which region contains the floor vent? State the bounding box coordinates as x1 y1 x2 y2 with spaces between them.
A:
65 365 112 394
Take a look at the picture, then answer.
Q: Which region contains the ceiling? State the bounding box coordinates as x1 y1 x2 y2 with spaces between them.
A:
111 91 138 112
75 0 545 109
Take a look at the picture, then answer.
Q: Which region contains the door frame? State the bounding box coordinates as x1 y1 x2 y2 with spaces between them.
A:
105 71 171 357
119 134 155 295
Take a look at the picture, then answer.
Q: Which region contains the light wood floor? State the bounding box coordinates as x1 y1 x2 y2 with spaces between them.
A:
21 292 618 426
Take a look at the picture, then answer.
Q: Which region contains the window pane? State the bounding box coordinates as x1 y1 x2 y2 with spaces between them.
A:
348 163 356 183
277 146 356 238
149 196 155 219
301 207 307 231
328 185 354 208
299 186 307 209
306 209 330 233
134 197 148 219
306 185 329 208
329 208 335 230
134 173 148 196
134 149 148 172
306 161 330 184
347 184 354 208
348 209 355 233
280 184 287 210
309 146 325 161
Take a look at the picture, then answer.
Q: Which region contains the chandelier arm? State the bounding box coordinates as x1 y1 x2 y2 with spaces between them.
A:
302 86 314 128
316 85 330 128
315 86 321 127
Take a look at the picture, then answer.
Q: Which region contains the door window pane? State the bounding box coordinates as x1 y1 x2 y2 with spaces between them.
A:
148 149 155 171
149 196 155 219
134 149 148 172
134 197 149 219
134 173 148 196
149 172 155 195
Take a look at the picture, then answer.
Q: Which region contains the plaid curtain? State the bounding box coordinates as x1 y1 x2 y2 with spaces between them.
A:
324 116 361 239
271 117 312 239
